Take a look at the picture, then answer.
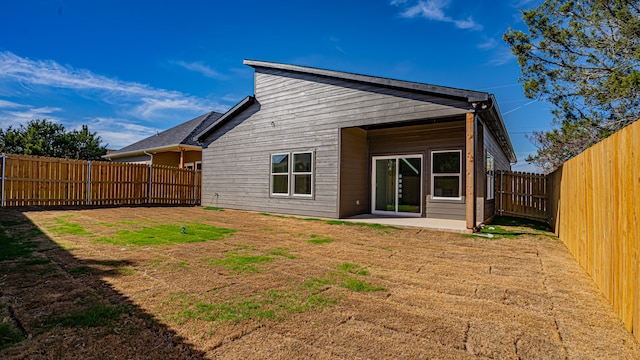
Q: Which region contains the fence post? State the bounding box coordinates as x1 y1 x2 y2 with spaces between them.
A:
193 169 198 205
1 153 5 208
147 165 152 204
87 161 92 205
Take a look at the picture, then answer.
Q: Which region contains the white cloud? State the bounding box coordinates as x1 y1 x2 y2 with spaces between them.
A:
488 47 516 66
0 51 225 121
478 38 498 50
0 106 62 129
82 117 160 149
171 60 227 79
393 0 483 31
0 99 26 109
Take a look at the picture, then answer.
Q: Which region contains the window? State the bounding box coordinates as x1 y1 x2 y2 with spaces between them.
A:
486 152 495 200
271 153 289 195
431 150 462 200
270 151 313 197
292 152 312 196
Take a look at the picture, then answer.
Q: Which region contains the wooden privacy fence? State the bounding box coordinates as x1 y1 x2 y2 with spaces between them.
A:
547 120 640 342
496 170 548 222
0 153 201 207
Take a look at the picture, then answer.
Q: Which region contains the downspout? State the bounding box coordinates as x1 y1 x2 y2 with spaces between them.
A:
143 151 153 165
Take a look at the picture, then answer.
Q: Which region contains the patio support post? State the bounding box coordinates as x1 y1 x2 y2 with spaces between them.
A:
1 153 5 208
193 168 198 205
465 112 475 230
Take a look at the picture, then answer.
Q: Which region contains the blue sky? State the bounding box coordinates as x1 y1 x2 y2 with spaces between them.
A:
0 0 547 172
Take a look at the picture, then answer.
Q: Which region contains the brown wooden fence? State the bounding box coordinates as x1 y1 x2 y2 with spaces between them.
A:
547 120 640 342
496 170 548 222
0 153 201 207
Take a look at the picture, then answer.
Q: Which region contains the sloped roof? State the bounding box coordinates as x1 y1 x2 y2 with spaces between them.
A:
196 60 516 163
105 111 222 159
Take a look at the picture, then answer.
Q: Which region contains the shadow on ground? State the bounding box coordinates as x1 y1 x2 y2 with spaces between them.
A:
0 209 205 359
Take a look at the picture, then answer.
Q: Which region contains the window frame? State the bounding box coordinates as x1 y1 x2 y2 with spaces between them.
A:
269 151 314 198
270 153 290 196
291 151 314 197
486 151 495 201
431 149 463 201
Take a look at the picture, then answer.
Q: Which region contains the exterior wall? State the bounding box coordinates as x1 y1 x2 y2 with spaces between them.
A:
339 128 369 217
368 121 467 220
110 154 151 164
183 151 201 164
152 152 180 167
483 124 512 220
201 68 470 218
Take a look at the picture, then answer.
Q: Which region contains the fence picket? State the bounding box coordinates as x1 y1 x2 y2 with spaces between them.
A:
0 154 200 207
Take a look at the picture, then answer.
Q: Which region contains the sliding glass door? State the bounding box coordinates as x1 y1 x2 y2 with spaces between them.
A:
372 155 422 215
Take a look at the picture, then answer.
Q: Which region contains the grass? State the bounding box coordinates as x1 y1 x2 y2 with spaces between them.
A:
168 287 339 326
325 220 400 230
68 265 91 275
307 234 334 244
489 216 551 232
95 223 235 246
203 206 224 211
0 323 23 350
208 251 274 273
99 221 139 227
339 277 386 292
48 303 129 328
48 215 92 236
267 248 296 259
0 220 39 261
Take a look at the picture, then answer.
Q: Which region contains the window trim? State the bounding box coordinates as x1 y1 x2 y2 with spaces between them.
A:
292 151 314 197
270 153 290 196
269 151 314 198
431 149 462 201
486 151 495 201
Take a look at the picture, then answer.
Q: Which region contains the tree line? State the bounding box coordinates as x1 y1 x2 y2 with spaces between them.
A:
0 119 107 160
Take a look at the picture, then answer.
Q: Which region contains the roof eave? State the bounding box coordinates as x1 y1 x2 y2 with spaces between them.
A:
243 59 490 103
195 96 256 142
102 144 202 159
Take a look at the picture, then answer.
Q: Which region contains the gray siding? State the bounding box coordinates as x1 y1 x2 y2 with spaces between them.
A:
201 69 471 218
339 128 369 217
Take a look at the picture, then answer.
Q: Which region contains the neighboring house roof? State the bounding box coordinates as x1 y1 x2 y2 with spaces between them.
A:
195 60 516 163
105 111 223 160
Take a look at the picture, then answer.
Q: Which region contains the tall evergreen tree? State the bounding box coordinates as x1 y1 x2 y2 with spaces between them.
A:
504 0 640 172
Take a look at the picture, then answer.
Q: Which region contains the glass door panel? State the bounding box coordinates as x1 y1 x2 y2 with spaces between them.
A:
374 159 396 212
372 155 422 215
398 157 421 213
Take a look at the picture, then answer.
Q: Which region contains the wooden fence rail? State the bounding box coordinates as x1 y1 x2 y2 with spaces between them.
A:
496 170 548 222
0 153 200 207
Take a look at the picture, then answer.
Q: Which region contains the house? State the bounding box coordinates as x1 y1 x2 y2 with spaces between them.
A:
104 111 222 169
195 60 515 230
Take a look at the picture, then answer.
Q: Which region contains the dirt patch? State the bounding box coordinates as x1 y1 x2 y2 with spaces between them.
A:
0 207 638 359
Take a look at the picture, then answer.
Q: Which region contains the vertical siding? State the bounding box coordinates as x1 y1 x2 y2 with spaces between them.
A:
338 128 369 217
201 69 471 218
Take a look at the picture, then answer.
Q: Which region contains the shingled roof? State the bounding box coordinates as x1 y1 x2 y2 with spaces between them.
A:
104 111 222 160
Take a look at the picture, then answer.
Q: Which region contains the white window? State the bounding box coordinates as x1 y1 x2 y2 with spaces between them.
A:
270 153 289 195
292 152 313 196
486 152 495 200
270 151 314 197
184 161 201 170
431 150 462 200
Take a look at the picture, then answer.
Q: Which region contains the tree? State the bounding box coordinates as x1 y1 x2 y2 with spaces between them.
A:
0 119 107 160
504 0 640 172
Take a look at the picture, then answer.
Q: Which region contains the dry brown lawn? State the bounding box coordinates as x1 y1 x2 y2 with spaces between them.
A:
0 206 638 359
